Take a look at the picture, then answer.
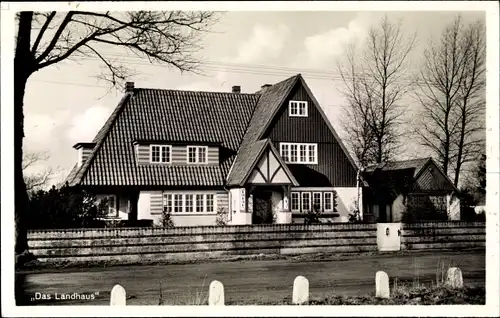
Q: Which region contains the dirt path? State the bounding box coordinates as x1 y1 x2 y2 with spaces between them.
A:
16 250 485 305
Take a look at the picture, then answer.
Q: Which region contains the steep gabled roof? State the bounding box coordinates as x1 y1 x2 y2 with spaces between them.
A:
68 88 258 187
226 74 358 184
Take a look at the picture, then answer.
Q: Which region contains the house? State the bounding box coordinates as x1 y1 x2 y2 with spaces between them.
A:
361 158 461 223
64 74 363 226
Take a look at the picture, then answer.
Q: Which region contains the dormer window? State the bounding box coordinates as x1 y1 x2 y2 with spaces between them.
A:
150 145 171 163
289 100 308 117
187 146 208 164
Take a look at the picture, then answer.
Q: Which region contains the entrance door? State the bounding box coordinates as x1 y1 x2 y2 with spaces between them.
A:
252 190 273 224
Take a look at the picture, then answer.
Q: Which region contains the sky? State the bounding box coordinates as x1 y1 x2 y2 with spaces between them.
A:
21 10 486 187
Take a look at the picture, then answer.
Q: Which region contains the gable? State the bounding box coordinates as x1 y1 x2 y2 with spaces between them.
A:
260 77 358 187
245 147 296 185
264 82 335 143
414 160 456 192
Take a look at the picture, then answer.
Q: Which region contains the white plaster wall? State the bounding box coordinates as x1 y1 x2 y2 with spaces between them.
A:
392 194 406 222
333 187 359 222
137 192 151 220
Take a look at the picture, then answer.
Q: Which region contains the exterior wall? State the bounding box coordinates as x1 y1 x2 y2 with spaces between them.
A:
264 83 357 187
291 187 359 223
137 190 228 226
135 144 219 165
229 188 251 225
414 161 455 192
392 194 406 222
78 147 93 167
447 194 461 220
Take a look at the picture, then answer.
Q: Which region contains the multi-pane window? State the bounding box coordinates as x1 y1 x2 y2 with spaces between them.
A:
290 144 298 163
188 147 197 163
291 192 300 212
289 101 308 117
312 192 322 212
173 194 183 213
163 193 217 213
163 194 172 212
105 195 117 217
290 191 337 213
281 144 289 162
206 194 214 212
308 144 316 163
299 145 307 162
195 194 204 212
324 192 333 211
301 192 311 211
185 194 194 212
187 146 208 164
150 145 171 163
280 143 318 164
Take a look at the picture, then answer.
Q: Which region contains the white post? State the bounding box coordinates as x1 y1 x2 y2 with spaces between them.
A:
292 276 309 305
446 267 464 288
375 271 390 299
110 284 126 306
208 280 224 306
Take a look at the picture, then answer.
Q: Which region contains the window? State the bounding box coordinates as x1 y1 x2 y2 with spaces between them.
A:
324 192 333 211
280 144 289 162
308 144 316 163
299 145 307 162
206 194 214 212
150 145 171 163
291 192 300 212
279 143 318 164
106 195 117 217
185 194 194 212
187 146 208 164
163 192 217 213
173 194 183 212
163 194 172 212
301 192 311 211
195 194 204 212
313 192 322 211
188 146 197 163
289 101 308 117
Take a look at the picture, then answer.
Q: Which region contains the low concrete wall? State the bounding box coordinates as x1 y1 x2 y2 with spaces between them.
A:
27 221 486 263
27 223 377 262
401 221 485 250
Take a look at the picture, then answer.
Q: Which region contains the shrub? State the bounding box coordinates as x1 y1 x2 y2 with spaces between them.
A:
160 207 175 228
215 207 229 226
348 199 362 223
26 184 108 229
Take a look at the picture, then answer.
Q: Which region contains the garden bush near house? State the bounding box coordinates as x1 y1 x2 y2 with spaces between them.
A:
160 206 175 228
215 207 229 226
26 184 108 229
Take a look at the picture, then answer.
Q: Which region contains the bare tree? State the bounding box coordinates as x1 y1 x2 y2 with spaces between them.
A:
414 15 485 186
452 20 486 187
14 11 219 257
338 16 416 167
22 151 56 193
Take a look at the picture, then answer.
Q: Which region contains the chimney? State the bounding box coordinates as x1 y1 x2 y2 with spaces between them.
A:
125 81 135 93
232 85 241 94
261 84 272 89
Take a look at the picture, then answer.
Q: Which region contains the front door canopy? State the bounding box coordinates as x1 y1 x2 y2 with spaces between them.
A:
244 141 298 186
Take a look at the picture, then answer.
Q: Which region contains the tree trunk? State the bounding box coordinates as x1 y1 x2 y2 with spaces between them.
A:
14 12 34 257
